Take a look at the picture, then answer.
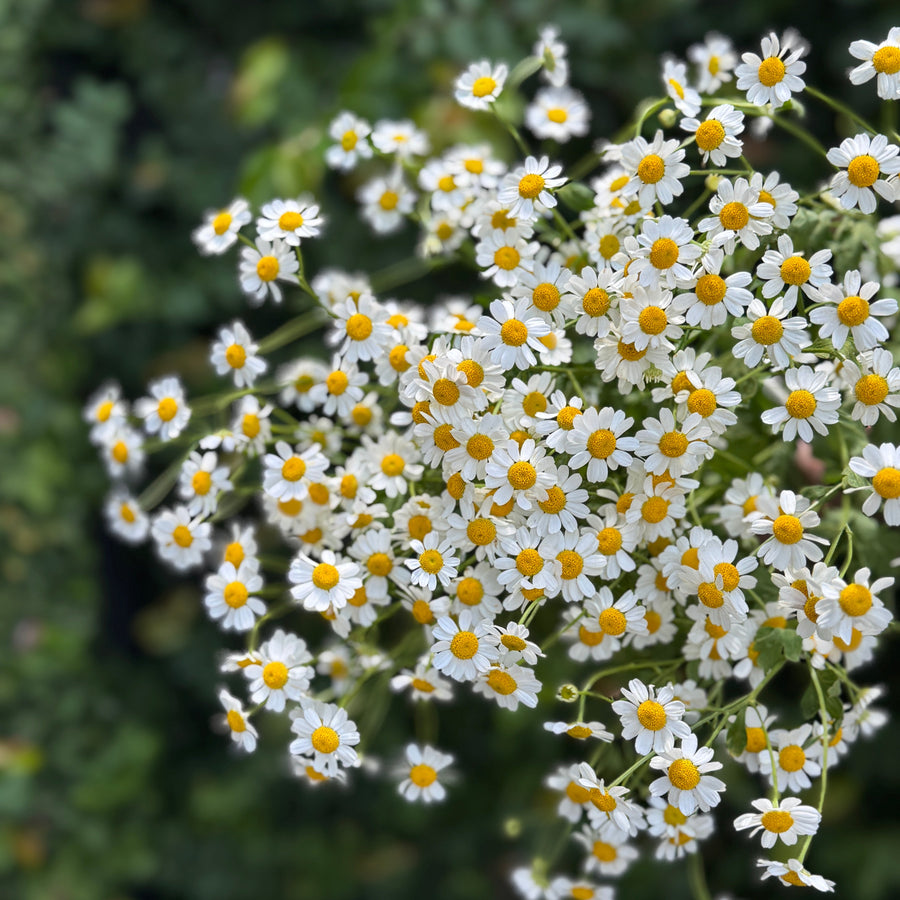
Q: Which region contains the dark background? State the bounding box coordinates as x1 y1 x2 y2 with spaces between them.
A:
2 0 899 897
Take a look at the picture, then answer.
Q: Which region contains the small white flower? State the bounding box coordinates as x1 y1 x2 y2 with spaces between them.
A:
256 197 324 245
243 630 313 712
430 610 500 682
849 28 900 100
326 111 373 171
289 700 360 776
289 549 362 613
811 269 897 351
735 31 807 108
612 678 691 754
756 234 832 311
497 155 566 222
751 490 829 571
649 734 725 814
219 690 257 753
757 858 835 893
204 560 265 631
525 86 590 141
734 797 821 848
193 197 251 255
134 376 191 441
826 132 900 213
661 58 701 116
761 365 841 443
238 238 299 305
849 441 900 525
397 744 454 803
454 59 507 110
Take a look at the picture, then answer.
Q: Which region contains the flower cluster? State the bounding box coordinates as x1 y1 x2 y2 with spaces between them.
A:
88 23 900 898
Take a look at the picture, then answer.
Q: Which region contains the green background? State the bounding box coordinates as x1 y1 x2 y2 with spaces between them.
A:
2 0 899 897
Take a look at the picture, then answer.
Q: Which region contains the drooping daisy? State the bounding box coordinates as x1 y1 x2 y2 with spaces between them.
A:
826 132 900 213
618 130 690 207
661 58 701 117
497 155 567 222
649 734 725 814
735 31 807 109
454 59 507 110
203 560 265 631
289 700 360 776
325 111 373 171
238 238 299 305
761 365 841 443
749 170 799 229
288 549 362 613
849 28 900 100
151 506 212 571
811 270 897 351
192 197 252 255
731 296 811 370
751 490 829 571
681 104 744 167
757 858 835 893
134 376 191 441
612 678 691 755
219 690 257 753
525 86 590 141
577 763 646 835
430 611 500 682
757 234 832 311
849 442 900 525
358 169 416 234
390 660 453 703
256 197 324 245
397 744 454 803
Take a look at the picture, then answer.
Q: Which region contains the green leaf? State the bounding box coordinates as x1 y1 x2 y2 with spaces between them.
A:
726 707 747 756
556 182 596 213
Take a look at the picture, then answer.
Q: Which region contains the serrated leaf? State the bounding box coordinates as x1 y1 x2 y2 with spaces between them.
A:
781 630 803 662
843 469 868 489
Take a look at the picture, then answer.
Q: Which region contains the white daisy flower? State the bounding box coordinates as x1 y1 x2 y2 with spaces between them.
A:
543 720 614 742
390 661 453 702
545 762 594 822
288 549 362 613
178 450 233 518
649 734 725 814
262 440 328 502
534 24 569 86
498 155 566 222
735 31 807 108
238 237 299 305
816 567 894 643
134 375 191 441
625 215 702 289
100 425 145 479
841 349 900 426
751 490 829 571
405 532 460 590
151 506 212 571
618 130 690 207
104 490 149 544
256 197 324 245
84 382 127 444
748 170 799 229
484 438 555 511
697 176 773 253
681 104 744 167
574 826 639 877
757 234 832 311
430 610 500 682
757 858 835 893
370 119 429 158
473 662 541 710
624 477 688 543
758 724 822 792
636 409 712 479
577 763 646 835
192 197 251 255
563 265 619 337
674 249 753 328
619 285 684 351
811 270 897 351
243 629 313 712
661 58 701 117
203 560 265 631
567 406 638 483
398 744 454 803
526 465 589 536
689 32 737 93
358 169 416 235
289 700 360 776
731 296 811 370
474 232 540 288
219 690 257 753
761 365 841 443
307 356 367 418
525 86 590 141
849 28 900 99
826 132 900 213
454 59 507 110
734 798 820 848
326 111 373 171
494 527 559 597
849 441 900 524
612 678 691 755
495 622 544 665
209 320 267 388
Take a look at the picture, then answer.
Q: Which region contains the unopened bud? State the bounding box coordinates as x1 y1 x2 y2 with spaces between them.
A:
557 683 580 703
658 108 677 128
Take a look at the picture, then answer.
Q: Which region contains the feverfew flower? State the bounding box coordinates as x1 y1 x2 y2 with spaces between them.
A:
757 858 835 893
238 238 299 305
525 86 590 142
649 734 726 814
219 690 257 753
761 365 841 443
151 506 212 571
734 797 821 848
454 59 507 110
289 549 362 613
178 450 233 517
849 442 900 524
326 111 373 171
735 31 807 109
358 170 416 235
661 58 700 117
756 234 832 311
826 133 900 213
849 28 900 99
256 197 324 245
618 130 689 207
104 490 149 544
430 611 500 682
758 724 822 792
192 197 251 255
135 376 191 441
810 270 897 351
731 297 811 371
210 321 266 388
397 744 454 803
612 679 691 754
816 567 894 643
498 156 566 222
682 104 744 167
243 629 313 712
689 32 737 93
289 700 360 776
751 490 829 570
204 560 265 632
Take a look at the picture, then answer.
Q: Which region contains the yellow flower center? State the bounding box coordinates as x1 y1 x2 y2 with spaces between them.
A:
695 119 726 151
758 56 786 86
547 107 568 123
463 435 493 462
538 485 567 514
664 804 688 826
438 175 456 193
262 661 289 689
311 725 340 754
281 456 306 482
698 582 724 608
598 234 620 259
212 211 232 235
599 607 627 636
409 763 437 787
855 374 889 407
636 699 667 729
839 583 872 616
744 726 766 753
779 745 805 772
557 550 583 579
592 841 617 863
641 496 669 524
411 677 435 694
582 429 615 460
340 130 358 151
780 256 811 286
432 378 461 406
466 518 497 546
464 158 484 174
638 306 668 334
501 634 527 654
518 173 546 199
617 340 647 361
719 201 749 231
833 629 863 652
157 397 178 422
222 342 248 371
837 294 870 326
388 344 411 373
637 154 665 184
491 209 516 230
596 527 623 555
278 498 303 516
516 548 544 576
645 609 662 632
649 238 680 270
695 273 727 306
407 514 432 541
772 514 803 544
224 581 248 608
659 431 688 458
111 441 129 463
446 472 466 500
226 709 245 732
873 45 900 74
487 668 517 695
436 222 454 241
96 400 114 421
472 75 497 98
785 389 817 419
751 315 784 345
365 553 392 578
450 630 479 659
761 810 794 833
256 255 279 281
312 563 340 590
582 287 611 317
379 191 399 211
457 359 484 387
191 471 212 495
532 282 561 311
567 725 592 739
411 599 433 625
873 466 900 498
566 781 591 803
278 211 304 232
508 460 537 490
687 388 717 418
172 525 193 548
578 626 604 646
418 549 444 574
522 391 547 417
847 155 880 188
346 313 373 342
590 789 617 812
781 872 807 887
457 577 485 606
433 424 459 452
326 370 349 395
119 502 136 524
494 247 521 271
668 758 700 790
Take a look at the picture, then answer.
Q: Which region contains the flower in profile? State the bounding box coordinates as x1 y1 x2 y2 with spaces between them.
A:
219 690 257 753
757 857 835 892
734 797 821 847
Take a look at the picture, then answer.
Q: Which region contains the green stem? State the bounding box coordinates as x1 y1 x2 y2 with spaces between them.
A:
797 664 829 864
688 850 713 900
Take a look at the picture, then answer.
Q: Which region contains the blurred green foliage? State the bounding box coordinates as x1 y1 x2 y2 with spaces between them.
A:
2 0 899 898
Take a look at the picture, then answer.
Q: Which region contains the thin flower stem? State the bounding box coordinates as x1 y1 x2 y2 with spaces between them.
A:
688 850 713 900
797 663 829 864
804 84 878 136
610 751 653 788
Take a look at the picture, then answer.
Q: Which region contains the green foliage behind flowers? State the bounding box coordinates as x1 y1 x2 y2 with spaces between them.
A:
4 2 900 900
